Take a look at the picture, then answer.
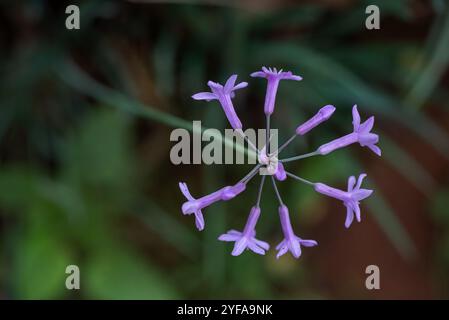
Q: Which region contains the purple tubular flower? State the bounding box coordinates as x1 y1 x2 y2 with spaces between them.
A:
274 162 287 181
296 105 336 135
318 105 381 156
218 206 270 256
179 182 246 231
314 174 373 228
276 205 318 259
192 75 247 129
251 67 302 115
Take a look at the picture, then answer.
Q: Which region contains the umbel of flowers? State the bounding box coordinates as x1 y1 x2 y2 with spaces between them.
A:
180 66 380 259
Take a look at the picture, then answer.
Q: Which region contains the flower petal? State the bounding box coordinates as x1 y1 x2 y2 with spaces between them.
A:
250 71 266 78
276 244 288 259
353 203 361 222
289 238 302 258
254 239 270 251
248 242 266 255
353 188 373 201
356 174 367 190
299 238 318 247
194 210 205 231
276 239 286 251
368 144 382 156
359 133 379 146
232 238 248 256
347 176 356 192
192 92 217 101
359 116 374 133
344 206 354 228
280 72 302 81
232 81 248 91
224 75 237 92
352 105 360 131
218 232 240 242
179 182 194 201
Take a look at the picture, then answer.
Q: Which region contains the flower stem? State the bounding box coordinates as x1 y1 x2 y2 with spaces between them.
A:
271 176 284 205
236 128 260 154
279 150 320 163
285 171 315 186
256 175 266 207
239 164 262 184
271 133 296 157
266 115 271 153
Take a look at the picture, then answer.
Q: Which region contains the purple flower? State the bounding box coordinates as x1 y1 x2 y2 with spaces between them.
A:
218 206 270 256
296 105 335 135
179 182 246 231
318 105 381 156
192 75 247 129
314 174 373 228
180 67 381 260
251 67 302 115
276 205 318 259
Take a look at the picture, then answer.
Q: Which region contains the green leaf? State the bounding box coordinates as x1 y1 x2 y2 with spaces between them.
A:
13 203 72 299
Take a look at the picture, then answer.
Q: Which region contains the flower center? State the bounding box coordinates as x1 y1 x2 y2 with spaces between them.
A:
258 152 279 175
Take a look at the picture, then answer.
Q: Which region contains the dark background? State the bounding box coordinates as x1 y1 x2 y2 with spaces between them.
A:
0 0 448 299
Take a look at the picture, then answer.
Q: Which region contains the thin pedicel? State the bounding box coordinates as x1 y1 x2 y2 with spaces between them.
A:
180 67 381 259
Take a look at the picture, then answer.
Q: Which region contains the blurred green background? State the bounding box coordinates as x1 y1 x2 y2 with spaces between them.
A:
0 0 449 299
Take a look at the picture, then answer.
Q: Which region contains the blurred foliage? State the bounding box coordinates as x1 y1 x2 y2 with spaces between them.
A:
0 0 448 299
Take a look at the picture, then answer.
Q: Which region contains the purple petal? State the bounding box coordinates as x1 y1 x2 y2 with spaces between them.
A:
194 210 205 231
289 239 302 258
250 71 266 78
232 81 248 91
344 206 354 228
224 75 237 92
299 239 318 247
368 144 382 156
353 189 373 201
359 116 375 133
354 203 361 222
276 243 288 259
275 239 286 251
355 174 367 190
218 233 241 242
247 242 266 255
227 229 242 236
232 238 248 256
254 239 269 251
359 133 379 146
352 105 360 131
280 72 302 81
179 182 194 201
192 92 217 101
347 176 356 192
207 80 222 91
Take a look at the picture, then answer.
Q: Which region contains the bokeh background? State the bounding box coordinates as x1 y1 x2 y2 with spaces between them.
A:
1 0 449 299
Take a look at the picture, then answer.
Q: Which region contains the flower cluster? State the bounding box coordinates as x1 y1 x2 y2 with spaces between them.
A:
180 67 380 259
